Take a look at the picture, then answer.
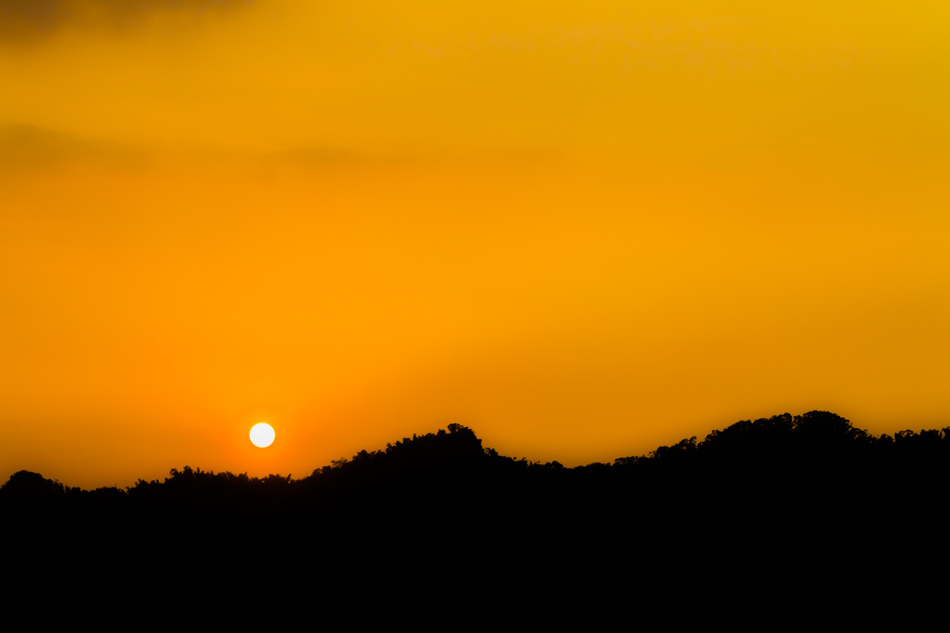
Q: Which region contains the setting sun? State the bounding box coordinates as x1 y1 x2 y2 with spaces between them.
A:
2 0 947 614
1 0 949 490
250 423 275 448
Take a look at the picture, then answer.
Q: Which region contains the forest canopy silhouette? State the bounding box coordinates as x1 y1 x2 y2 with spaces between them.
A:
5 411 949 528
6 409 949 614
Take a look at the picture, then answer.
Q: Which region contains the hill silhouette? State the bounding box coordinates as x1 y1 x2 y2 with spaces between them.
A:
6 412 947 521
4 411 949 621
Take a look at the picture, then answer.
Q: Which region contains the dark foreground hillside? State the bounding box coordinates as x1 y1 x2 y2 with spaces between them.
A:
4 411 949 622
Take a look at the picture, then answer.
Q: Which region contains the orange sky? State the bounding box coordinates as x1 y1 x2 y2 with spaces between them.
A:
2 0 949 489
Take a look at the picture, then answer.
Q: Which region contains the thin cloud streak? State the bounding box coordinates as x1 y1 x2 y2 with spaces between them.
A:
0 0 253 44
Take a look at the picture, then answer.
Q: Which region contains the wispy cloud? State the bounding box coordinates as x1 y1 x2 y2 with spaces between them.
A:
0 0 253 44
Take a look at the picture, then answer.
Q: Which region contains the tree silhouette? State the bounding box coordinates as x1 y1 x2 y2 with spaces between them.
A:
4 412 950 616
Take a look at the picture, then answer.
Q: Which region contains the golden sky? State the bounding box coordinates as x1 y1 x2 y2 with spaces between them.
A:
2 0 949 488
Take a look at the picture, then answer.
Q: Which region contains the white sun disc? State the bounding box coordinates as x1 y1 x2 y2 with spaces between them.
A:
250 422 275 448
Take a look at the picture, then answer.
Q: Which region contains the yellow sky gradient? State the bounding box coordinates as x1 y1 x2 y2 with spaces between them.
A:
2 0 949 488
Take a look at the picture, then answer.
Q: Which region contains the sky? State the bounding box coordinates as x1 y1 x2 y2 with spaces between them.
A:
2 0 949 489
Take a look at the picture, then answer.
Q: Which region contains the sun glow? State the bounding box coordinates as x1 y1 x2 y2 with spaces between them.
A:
249 423 275 448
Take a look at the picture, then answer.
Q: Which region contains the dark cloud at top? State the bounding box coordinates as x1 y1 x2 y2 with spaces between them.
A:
0 0 253 44
0 123 148 168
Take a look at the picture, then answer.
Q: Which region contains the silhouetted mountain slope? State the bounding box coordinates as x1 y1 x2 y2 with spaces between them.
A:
5 412 950 521
5 411 949 620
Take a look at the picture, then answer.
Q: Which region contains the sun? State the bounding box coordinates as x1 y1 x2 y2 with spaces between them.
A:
249 422 276 448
